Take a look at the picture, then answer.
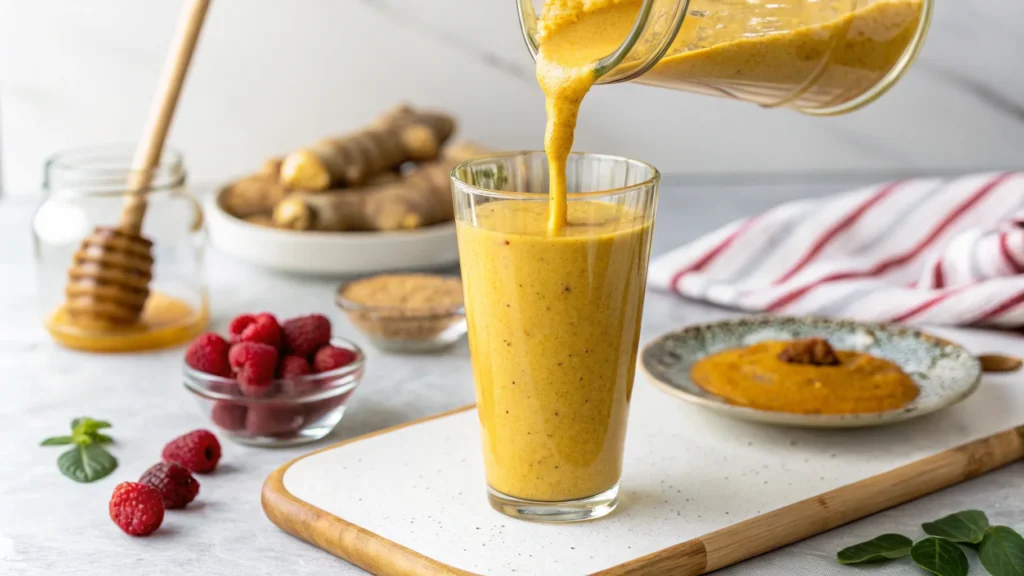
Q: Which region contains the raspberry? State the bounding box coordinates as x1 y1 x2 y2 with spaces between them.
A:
162 429 222 473
229 342 278 396
313 345 357 372
228 314 255 342
281 314 332 356
139 462 200 509
229 312 282 349
278 355 316 395
185 333 232 377
278 354 313 379
211 401 247 432
246 405 305 436
109 482 164 536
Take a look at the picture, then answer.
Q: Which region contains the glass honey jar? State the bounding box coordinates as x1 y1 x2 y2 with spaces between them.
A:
34 145 209 352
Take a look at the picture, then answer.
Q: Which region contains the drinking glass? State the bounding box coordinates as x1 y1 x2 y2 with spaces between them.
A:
452 152 658 522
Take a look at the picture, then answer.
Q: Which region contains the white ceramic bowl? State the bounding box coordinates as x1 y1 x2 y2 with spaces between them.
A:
205 189 459 276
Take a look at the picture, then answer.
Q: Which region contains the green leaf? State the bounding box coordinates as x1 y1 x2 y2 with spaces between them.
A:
93 433 114 444
57 444 118 483
911 537 969 576
71 418 111 436
837 533 914 564
980 526 1024 576
923 510 990 544
71 431 94 445
40 436 74 446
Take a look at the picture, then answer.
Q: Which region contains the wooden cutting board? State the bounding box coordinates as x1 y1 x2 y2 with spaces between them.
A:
262 327 1024 576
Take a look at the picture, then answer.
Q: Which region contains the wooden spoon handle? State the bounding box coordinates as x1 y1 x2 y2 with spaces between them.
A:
119 0 211 233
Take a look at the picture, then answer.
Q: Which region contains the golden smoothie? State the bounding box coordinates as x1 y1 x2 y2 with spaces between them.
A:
458 200 653 501
536 0 924 228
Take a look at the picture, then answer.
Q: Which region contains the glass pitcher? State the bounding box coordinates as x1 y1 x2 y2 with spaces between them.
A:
518 0 932 115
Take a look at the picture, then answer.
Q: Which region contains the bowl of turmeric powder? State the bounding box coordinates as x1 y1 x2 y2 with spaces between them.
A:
335 273 466 353
641 316 983 428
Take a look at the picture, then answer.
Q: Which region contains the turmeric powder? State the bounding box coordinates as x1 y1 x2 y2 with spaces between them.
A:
279 104 456 191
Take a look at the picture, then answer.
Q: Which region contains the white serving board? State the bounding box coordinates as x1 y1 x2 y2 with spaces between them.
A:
279 327 1023 575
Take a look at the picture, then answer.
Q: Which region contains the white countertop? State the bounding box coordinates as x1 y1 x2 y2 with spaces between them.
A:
1 178 1021 576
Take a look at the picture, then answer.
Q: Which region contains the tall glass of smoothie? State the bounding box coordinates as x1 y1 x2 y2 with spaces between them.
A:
452 152 658 522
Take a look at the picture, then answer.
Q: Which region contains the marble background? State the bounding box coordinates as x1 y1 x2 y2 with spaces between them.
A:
1 0 1023 195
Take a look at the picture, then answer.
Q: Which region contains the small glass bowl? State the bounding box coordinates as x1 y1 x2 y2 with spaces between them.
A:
335 285 467 353
183 337 365 447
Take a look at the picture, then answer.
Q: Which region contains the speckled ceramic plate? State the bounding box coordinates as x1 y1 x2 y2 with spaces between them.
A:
641 316 983 428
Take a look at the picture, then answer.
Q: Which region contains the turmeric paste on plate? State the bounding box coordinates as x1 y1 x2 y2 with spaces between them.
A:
690 338 919 415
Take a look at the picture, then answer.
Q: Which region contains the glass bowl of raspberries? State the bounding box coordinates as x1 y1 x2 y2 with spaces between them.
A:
182 312 364 447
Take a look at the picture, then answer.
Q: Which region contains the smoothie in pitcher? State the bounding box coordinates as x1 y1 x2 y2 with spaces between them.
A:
458 199 653 501
536 0 925 229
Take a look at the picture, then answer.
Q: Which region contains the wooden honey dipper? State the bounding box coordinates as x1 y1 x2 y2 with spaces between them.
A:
64 0 211 327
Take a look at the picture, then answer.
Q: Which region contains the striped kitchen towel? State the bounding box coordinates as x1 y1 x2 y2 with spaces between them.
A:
649 172 1024 328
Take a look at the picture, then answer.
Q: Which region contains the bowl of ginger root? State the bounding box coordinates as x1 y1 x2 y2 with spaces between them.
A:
207 103 488 275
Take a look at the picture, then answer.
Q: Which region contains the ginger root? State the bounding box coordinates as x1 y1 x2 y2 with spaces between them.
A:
279 104 456 191
273 142 487 232
244 214 277 227
219 172 290 218
261 157 283 179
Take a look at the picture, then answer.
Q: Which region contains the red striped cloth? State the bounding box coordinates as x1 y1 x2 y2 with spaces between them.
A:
649 172 1024 328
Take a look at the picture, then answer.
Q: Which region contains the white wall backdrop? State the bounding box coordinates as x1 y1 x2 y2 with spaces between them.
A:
1 0 1022 195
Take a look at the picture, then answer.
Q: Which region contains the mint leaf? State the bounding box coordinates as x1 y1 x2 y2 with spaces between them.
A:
71 431 94 445
94 433 114 444
911 537 969 576
980 526 1024 576
837 534 913 564
72 418 111 436
40 436 74 446
923 510 990 544
57 444 117 483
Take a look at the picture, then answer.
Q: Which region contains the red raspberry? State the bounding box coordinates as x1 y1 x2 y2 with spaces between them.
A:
313 345 357 372
211 401 247 432
278 354 313 378
139 462 200 509
281 314 332 356
278 354 316 395
185 333 232 377
162 429 222 473
245 405 305 436
229 312 282 349
109 482 164 536
228 314 255 342
229 342 278 396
